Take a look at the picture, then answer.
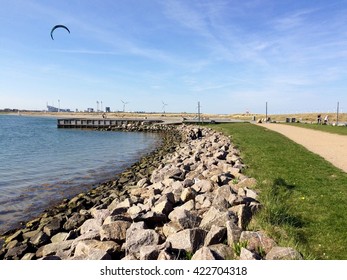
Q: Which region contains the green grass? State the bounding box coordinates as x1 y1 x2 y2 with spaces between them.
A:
210 123 347 260
284 122 347 136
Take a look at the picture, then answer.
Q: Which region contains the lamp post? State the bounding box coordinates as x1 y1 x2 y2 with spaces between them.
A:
265 101 268 122
198 101 201 124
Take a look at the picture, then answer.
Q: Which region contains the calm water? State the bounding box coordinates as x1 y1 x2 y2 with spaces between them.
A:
0 115 160 233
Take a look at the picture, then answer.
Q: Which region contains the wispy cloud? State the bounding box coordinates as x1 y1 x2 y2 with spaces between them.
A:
2 1 347 113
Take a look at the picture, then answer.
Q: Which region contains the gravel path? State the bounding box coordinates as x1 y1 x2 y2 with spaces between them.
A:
257 123 347 173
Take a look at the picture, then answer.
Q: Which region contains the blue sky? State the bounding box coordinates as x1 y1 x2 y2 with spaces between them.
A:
1 0 347 114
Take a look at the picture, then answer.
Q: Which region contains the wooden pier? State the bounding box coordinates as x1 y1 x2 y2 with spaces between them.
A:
57 118 163 129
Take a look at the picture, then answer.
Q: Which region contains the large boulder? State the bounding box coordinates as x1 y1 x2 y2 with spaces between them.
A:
191 247 216 260
168 208 201 230
74 240 120 260
79 219 102 235
265 247 303 260
199 206 237 231
99 220 131 242
240 231 276 254
124 229 160 256
36 240 74 259
166 228 207 253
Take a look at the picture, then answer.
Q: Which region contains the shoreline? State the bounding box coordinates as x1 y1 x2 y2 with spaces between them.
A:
0 124 302 260
0 137 163 236
0 124 181 251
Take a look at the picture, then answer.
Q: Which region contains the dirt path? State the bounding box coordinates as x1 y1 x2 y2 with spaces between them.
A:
257 123 347 173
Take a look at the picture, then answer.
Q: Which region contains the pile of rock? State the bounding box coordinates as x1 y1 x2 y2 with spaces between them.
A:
0 125 302 260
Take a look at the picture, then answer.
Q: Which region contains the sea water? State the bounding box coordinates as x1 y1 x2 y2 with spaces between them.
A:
0 115 160 233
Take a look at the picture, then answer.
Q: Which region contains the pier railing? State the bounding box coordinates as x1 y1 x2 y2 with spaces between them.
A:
57 118 163 129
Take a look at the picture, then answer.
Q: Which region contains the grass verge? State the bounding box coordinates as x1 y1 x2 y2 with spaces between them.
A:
210 123 347 260
284 123 347 136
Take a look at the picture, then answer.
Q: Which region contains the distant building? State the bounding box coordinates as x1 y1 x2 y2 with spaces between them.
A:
105 107 111 113
86 108 94 113
47 105 58 112
2 108 19 112
47 105 71 112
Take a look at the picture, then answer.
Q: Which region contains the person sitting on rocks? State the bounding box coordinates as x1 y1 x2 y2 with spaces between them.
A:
317 114 322 124
197 128 203 139
189 130 197 140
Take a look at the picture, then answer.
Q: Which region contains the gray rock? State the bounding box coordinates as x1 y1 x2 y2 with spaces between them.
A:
50 232 69 243
214 150 227 160
166 228 207 253
103 213 132 224
235 178 257 190
180 187 196 203
22 229 40 240
240 231 276 254
109 198 132 215
74 240 120 259
134 211 167 224
152 196 174 216
208 244 235 260
168 208 201 230
191 246 216 260
121 253 138 260
183 178 195 188
63 213 87 231
162 222 182 237
5 240 18 250
126 221 148 237
124 229 160 256
137 178 149 188
127 205 145 216
4 230 23 243
211 194 229 211
30 231 50 246
204 225 227 246
226 221 242 246
245 187 258 200
199 206 237 231
265 247 303 260
231 205 253 230
151 166 184 183
36 240 74 258
4 244 28 260
192 180 213 193
71 230 100 248
239 247 259 260
21 252 36 260
43 218 62 237
139 242 170 260
80 218 102 235
223 167 240 177
41 255 62 260
107 197 121 212
215 185 237 206
157 249 176 260
178 199 195 211
90 208 111 224
71 250 111 260
100 220 131 242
